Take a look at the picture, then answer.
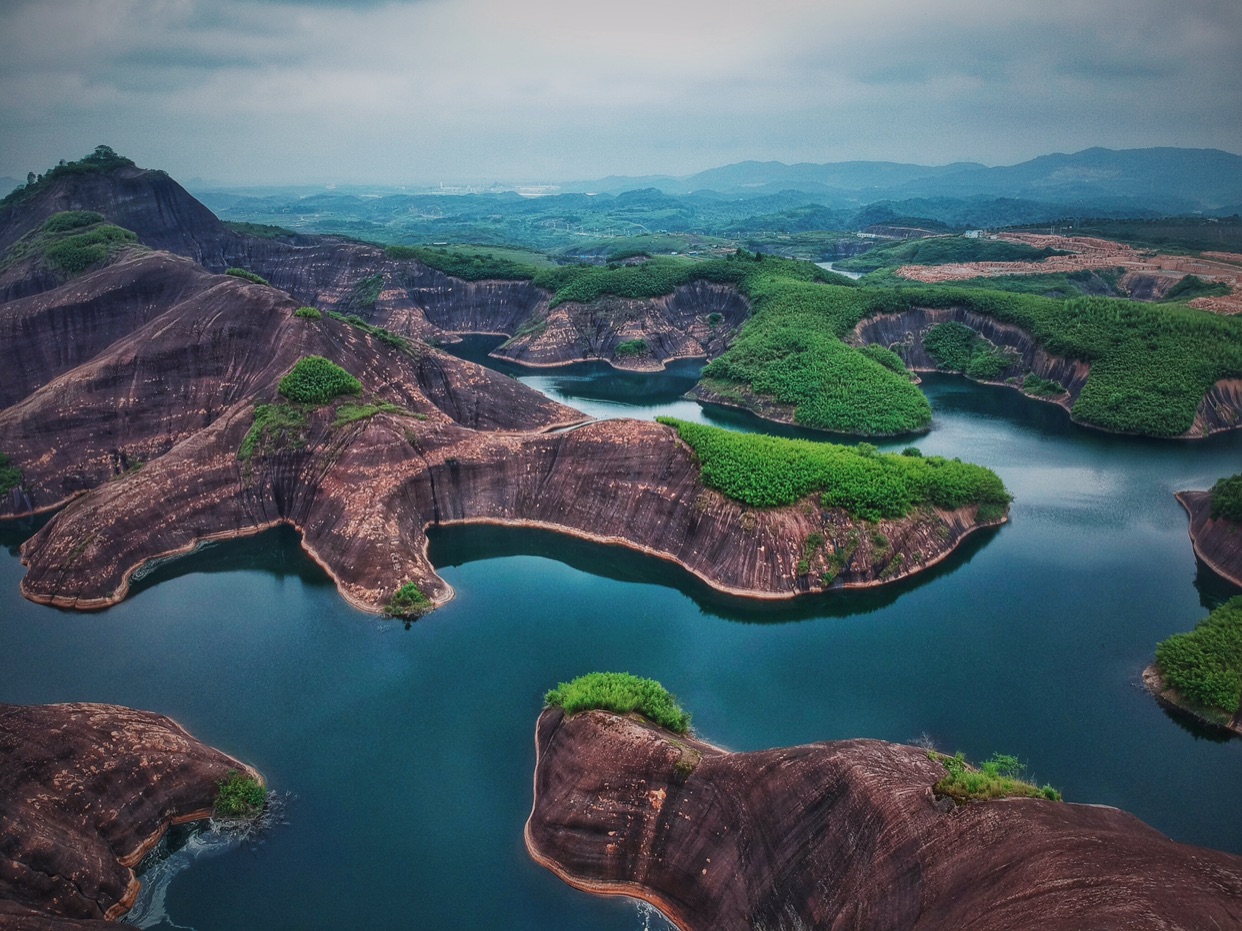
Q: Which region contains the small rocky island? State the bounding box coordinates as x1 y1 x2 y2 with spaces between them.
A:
526 674 1242 930
0 702 264 928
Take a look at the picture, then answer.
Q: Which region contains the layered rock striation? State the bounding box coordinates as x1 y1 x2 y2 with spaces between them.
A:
1176 489 1242 588
0 702 261 927
526 708 1242 931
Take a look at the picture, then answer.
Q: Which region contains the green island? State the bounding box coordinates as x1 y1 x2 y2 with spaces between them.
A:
658 417 1010 521
1153 597 1242 726
214 770 267 818
544 671 691 734
929 750 1061 803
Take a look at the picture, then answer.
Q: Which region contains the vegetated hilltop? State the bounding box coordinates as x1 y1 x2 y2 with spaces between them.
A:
8 148 1242 445
0 164 1012 613
527 685 1242 931
0 702 263 928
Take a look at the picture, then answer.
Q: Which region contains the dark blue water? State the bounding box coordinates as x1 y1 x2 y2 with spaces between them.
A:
2 356 1241 930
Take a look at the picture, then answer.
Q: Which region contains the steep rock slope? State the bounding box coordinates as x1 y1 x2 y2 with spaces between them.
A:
0 702 260 926
527 708 1242 931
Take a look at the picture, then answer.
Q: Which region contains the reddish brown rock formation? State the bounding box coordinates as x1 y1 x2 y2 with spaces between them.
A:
1142 664 1242 739
526 708 1242 931
1 249 998 614
0 702 261 926
1176 489 1242 588
0 162 745 372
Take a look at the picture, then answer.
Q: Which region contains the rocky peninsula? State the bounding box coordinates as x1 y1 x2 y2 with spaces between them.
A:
527 704 1242 930
0 702 262 928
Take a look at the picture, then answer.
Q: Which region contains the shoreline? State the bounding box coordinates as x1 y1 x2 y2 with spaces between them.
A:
1175 490 1242 589
1142 664 1242 740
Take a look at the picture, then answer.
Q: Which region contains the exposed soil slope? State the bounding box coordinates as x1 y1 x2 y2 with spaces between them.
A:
0 702 260 926
526 708 1242 931
1176 489 1242 588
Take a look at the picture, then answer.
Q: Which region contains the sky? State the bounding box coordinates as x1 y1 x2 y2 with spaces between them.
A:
1 0 1240 186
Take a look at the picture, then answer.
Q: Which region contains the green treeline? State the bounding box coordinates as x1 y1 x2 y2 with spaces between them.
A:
1 145 136 209
1210 473 1242 522
545 672 691 734
836 236 1068 272
389 243 1242 439
1155 597 1242 722
659 417 1010 521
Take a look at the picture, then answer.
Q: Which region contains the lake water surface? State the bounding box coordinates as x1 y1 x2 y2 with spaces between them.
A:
2 348 1241 929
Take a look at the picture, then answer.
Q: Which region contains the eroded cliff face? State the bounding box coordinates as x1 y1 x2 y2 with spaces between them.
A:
851 307 1090 409
0 702 261 926
526 708 1242 931
0 165 748 373
1176 490 1242 590
1 250 1000 614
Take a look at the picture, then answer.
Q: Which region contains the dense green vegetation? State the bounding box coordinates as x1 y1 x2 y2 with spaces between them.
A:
836 236 1067 272
856 343 910 375
1 145 136 209
1210 473 1242 522
385 244 537 280
930 751 1061 803
1162 274 1230 303
659 417 1010 520
224 220 298 240
277 356 362 405
1022 373 1066 397
225 267 270 286
1154 597 1242 721
2 211 138 278
347 273 384 309
922 322 1015 380
214 770 266 817
0 453 22 495
385 581 433 618
294 306 322 319
615 339 648 356
699 277 932 434
237 404 308 460
938 268 1125 300
544 672 691 734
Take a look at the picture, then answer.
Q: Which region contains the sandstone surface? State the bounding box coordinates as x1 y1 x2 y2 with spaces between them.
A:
527 707 1242 930
0 702 260 927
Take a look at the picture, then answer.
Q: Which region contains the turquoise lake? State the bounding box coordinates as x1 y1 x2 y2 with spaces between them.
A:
2 344 1241 929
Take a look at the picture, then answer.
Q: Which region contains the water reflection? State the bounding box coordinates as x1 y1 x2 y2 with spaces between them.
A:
426 521 1003 624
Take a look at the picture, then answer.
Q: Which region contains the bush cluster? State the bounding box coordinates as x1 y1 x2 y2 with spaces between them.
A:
387 245 535 281
0 453 22 494
931 751 1061 803
294 306 322 319
1154 596 1242 718
615 338 648 356
225 267 270 286
659 417 1010 520
545 672 691 734
277 356 362 405
384 581 432 618
237 404 308 461
214 770 266 818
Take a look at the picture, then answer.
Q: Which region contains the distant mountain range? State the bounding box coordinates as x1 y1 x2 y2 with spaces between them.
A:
564 147 1242 213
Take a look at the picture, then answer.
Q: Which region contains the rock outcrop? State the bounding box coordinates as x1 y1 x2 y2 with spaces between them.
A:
1176 489 1242 587
0 162 745 372
0 702 261 927
1 250 999 614
526 708 1242 931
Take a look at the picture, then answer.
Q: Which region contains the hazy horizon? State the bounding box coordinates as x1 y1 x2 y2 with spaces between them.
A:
2 0 1240 186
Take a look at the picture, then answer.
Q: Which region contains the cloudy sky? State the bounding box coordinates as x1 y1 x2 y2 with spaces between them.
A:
1 0 1240 185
